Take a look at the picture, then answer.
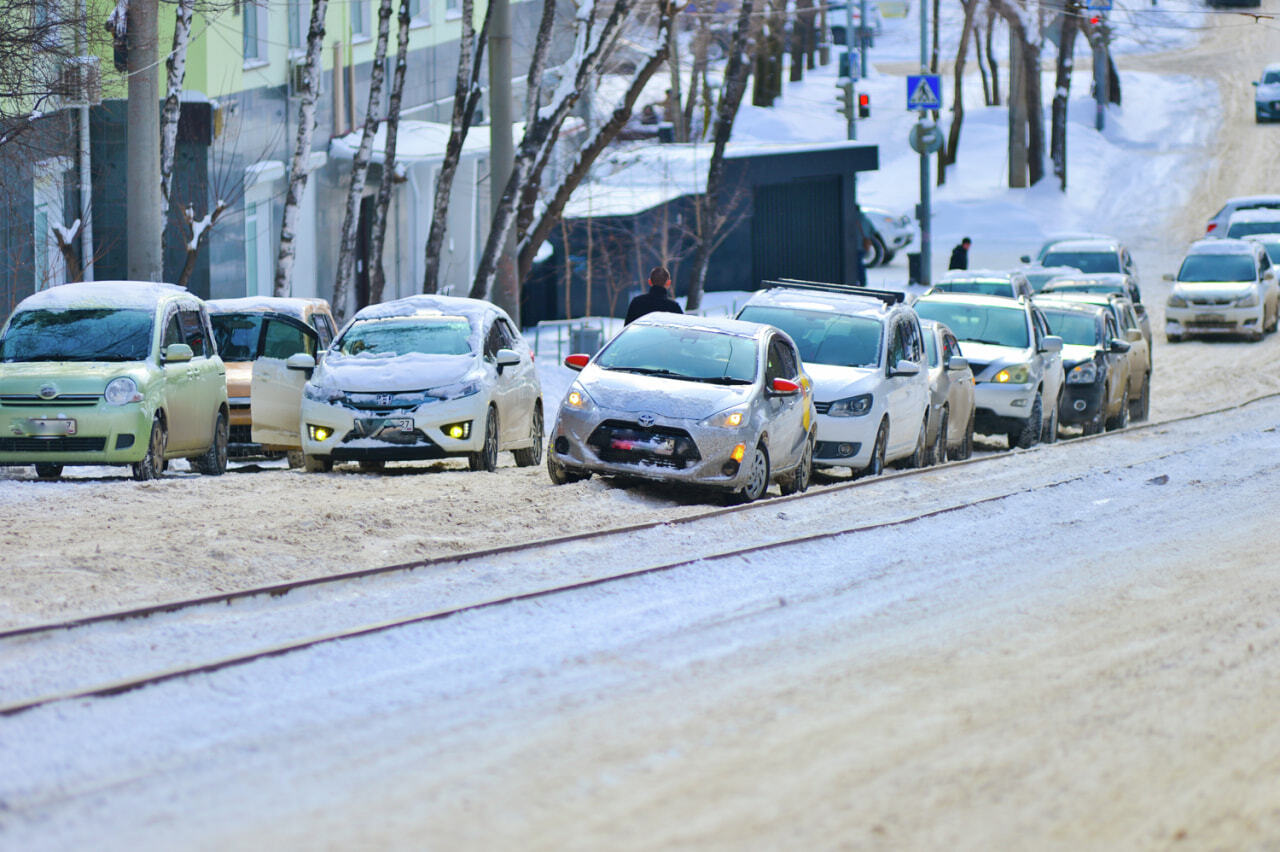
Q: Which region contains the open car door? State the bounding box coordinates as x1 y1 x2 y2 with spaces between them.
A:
251 316 317 449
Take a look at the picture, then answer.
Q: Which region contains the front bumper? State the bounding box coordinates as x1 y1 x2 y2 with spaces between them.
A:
0 402 152 465
1166 303 1262 337
299 394 488 462
1258 99 1280 120
811 410 881 469
1059 381 1106 425
551 405 755 491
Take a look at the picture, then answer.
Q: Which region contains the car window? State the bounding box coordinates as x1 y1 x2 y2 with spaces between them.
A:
1227 221 1280 239
163 312 184 349
923 329 939 367
498 318 520 348
1123 305 1140 331
1105 316 1119 341
484 321 505 359
211 313 265 360
179 309 209 357
737 305 882 368
337 317 473 357
1041 251 1122 274
931 280 1014 298
596 324 757 384
943 333 962 361
1041 310 1098 346
904 318 923 362
886 322 907 366
766 338 796 382
1177 253 1256 282
263 317 316 359
777 338 799 378
1266 71 1280 84
311 314 334 348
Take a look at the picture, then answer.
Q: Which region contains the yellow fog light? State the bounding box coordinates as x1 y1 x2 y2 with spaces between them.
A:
731 443 746 462
308 425 333 442
444 421 471 440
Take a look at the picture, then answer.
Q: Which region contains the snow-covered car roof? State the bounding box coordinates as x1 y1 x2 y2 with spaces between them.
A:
632 311 771 340
1022 265 1083 275
352 294 505 324
917 292 1033 311
1042 239 1121 253
743 286 904 320
939 269 1021 282
13 281 191 313
1043 272 1132 286
1222 194 1280 206
206 296 331 319
1227 208 1280 224
1186 238 1257 255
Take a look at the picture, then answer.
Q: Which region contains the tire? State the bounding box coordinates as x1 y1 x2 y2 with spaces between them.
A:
547 444 588 485
1041 395 1060 444
512 403 544 467
1167 333 1182 343
929 407 949 465
956 409 975 460
132 418 167 481
1106 387 1130 431
904 416 929 468
779 437 813 496
733 442 771 503
303 454 333 473
1009 392 1043 450
882 249 897 265
862 419 889 476
468 406 499 472
191 411 229 476
358 460 386 473
863 233 887 268
1082 389 1105 436
286 450 305 469
1131 373 1151 422
34 463 63 480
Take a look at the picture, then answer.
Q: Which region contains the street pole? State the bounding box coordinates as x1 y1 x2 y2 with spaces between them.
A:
917 0 931 287
488 0 519 323
126 0 161 281
1094 14 1108 131
76 0 94 281
844 0 856 140
859 0 869 78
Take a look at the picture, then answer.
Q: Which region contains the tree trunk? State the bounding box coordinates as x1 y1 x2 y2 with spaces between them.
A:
940 0 979 184
1022 18 1045 185
1007 32 1027 187
177 201 227 289
818 2 830 65
159 0 193 237
667 16 687 140
790 0 813 82
1050 3 1078 191
986 7 1000 107
332 0 393 319
683 0 710 137
686 0 755 312
974 20 992 106
369 0 413 303
274 0 330 297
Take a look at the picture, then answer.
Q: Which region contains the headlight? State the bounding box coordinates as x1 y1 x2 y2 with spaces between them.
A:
429 379 482 401
563 384 595 413
1237 290 1259 308
826 393 873 417
700 407 749 428
992 364 1032 384
303 382 340 402
104 377 142 405
1167 291 1187 308
1067 362 1098 384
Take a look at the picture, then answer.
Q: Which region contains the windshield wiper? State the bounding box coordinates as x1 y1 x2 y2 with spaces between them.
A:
689 375 753 385
967 338 1015 347
611 367 690 379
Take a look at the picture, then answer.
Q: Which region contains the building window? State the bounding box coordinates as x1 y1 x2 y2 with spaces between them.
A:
243 1 268 64
408 0 428 25
445 0 461 18
287 0 304 53
351 0 369 38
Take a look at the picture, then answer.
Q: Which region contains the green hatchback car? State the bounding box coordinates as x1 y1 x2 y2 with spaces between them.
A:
0 281 229 480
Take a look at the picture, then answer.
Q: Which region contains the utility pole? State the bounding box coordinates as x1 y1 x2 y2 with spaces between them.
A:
840 0 855 139
126 0 162 281
859 0 869 77
76 0 94 281
1093 12 1109 131
488 0 519 324
917 0 931 287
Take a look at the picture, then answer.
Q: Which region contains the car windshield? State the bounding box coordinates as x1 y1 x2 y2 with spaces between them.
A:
1040 251 1121 274
931 280 1014 298
1041 310 1099 346
336 317 473 356
1227 221 1280 238
915 302 1030 348
1177 254 1256 282
596 324 758 384
210 313 265 361
0 308 154 362
1265 71 1280 84
737 305 881 368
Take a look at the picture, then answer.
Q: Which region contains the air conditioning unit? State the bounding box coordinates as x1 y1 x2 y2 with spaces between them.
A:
289 55 324 98
58 56 102 107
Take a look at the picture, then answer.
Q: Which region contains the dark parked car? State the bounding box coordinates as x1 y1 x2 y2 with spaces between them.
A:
1034 299 1133 434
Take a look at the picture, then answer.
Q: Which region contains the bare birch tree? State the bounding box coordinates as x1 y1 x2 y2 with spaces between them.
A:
939 0 980 184
332 0 394 319
993 0 1044 187
159 0 194 229
1050 0 1079 190
273 0 329 297
368 0 413 304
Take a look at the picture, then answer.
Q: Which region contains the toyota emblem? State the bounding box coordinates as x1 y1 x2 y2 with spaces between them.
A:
37 383 58 400
637 414 655 427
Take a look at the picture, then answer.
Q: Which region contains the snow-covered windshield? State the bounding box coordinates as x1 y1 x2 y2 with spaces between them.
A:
1041 310 1100 346
596 324 758 384
738 305 881 368
336 317 473 357
1178 254 1255 282
915 302 1030 349
1040 251 1121 274
0 308 154 362
1227 220 1280 238
931 280 1014 298
211 313 265 361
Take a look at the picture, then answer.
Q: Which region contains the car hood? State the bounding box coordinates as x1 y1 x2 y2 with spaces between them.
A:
802 363 882 400
315 352 477 393
1173 281 1254 297
954 341 1031 377
1257 83 1280 100
1060 343 1099 369
0 361 153 396
580 366 753 420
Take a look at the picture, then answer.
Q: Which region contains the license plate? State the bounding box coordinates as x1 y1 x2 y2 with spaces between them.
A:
357 417 413 437
1194 313 1225 322
26 418 77 436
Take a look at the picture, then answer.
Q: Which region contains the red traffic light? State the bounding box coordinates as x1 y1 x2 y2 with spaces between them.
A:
1089 15 1100 23
857 92 870 119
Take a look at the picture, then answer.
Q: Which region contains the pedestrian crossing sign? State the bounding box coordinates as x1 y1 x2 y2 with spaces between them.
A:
907 74 942 111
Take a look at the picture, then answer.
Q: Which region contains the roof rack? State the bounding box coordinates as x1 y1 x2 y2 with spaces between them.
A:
764 278 905 306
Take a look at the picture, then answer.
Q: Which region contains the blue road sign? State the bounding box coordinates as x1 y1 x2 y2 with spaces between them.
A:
1086 0 1112 9
907 74 942 111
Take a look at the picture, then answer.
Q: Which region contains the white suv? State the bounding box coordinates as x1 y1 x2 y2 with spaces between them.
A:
1165 239 1278 342
915 293 1064 449
737 282 931 475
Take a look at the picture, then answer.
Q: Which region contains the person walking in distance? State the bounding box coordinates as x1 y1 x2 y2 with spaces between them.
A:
624 266 683 325
949 237 971 270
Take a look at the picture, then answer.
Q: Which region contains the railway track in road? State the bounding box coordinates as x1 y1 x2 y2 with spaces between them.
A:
3 393 1277 718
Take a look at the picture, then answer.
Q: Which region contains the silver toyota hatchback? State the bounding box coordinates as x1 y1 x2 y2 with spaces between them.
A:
547 313 816 503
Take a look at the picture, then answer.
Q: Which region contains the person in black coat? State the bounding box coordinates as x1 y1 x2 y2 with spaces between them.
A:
949 237 971 270
624 266 683 325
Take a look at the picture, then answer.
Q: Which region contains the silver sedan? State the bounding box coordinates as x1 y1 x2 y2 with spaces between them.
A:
547 313 816 503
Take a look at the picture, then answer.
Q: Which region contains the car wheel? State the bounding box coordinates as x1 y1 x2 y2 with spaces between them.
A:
1083 390 1105 436
863 233 886 268
547 443 588 485
779 437 813 496
733 442 771 503
1131 373 1151 422
1010 392 1042 450
191 411 229 476
1167 333 1182 343
882 249 897 265
358 460 386 473
286 450 305 469
930 407 949 465
132 417 167 481
904 415 929 468
862 419 889 476
1041 394 1060 444
957 409 975 460
302 454 333 473
34 463 63 480
1106 387 1130 431
512 402 544 468
468 406 499 472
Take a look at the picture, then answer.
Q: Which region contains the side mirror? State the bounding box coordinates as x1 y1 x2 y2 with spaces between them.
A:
770 377 801 395
945 356 969 372
163 343 193 363
286 353 317 371
1020 254 1032 264
1039 335 1063 353
1253 81 1259 87
1162 273 1175 282
1133 303 1147 317
1108 337 1132 353
496 348 521 371
890 359 921 377
564 353 590 371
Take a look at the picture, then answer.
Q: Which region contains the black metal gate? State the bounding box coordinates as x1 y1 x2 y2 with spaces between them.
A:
751 177 844 287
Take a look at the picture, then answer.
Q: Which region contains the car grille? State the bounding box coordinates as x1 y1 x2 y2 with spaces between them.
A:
586 419 701 469
813 401 832 415
0 394 100 407
341 392 432 415
341 426 430 446
1188 297 1235 306
0 437 107 452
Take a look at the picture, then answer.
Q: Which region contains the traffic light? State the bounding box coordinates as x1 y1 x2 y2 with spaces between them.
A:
858 92 871 119
836 80 854 121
